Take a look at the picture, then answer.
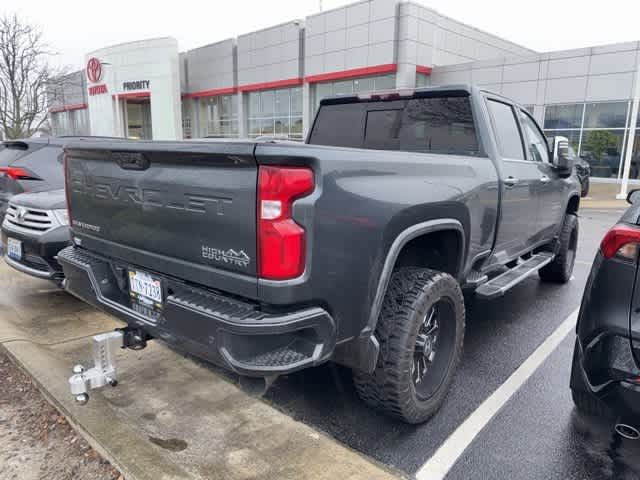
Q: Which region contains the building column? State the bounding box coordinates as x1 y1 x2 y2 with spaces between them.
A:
302 82 312 139
236 91 246 138
191 98 200 138
395 63 417 89
619 54 640 199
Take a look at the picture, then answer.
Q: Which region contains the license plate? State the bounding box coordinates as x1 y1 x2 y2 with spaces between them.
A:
7 238 22 261
128 270 163 306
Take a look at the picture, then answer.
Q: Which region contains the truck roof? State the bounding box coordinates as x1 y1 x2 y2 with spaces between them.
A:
318 84 475 107
318 84 519 109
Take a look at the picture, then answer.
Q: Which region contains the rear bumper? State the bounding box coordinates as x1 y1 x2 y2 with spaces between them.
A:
572 334 640 419
58 246 337 377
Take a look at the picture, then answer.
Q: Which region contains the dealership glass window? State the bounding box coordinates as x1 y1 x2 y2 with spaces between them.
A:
543 101 633 179
313 74 396 111
196 94 238 138
543 104 583 129
416 73 430 88
50 109 89 136
247 87 303 140
580 129 626 178
583 102 628 129
630 130 640 180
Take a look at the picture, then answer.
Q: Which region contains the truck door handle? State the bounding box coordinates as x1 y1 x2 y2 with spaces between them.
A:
504 176 519 187
539 175 551 184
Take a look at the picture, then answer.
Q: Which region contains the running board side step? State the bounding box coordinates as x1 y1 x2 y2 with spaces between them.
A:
475 252 554 300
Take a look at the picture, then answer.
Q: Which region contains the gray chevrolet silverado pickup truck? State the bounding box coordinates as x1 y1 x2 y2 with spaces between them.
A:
59 85 581 423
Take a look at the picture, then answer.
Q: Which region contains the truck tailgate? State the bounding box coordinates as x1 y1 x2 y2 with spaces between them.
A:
65 141 258 297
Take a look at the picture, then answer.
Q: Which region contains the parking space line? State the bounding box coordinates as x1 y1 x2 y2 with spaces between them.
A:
415 308 579 480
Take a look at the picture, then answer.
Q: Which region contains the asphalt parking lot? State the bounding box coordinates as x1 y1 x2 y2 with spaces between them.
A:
253 208 640 480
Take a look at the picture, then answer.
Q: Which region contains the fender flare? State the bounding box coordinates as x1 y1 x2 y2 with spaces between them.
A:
363 218 466 338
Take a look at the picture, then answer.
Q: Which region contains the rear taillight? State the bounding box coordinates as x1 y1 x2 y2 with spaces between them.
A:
601 224 640 260
0 167 36 180
257 166 314 280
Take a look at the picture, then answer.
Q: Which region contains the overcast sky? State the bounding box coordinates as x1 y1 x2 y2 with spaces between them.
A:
4 0 640 71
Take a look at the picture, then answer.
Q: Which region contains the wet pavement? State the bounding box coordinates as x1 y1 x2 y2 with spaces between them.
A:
0 259 399 480
257 208 640 479
2 208 639 480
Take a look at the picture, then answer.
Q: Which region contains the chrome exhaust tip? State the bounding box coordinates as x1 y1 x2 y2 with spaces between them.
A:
615 423 640 440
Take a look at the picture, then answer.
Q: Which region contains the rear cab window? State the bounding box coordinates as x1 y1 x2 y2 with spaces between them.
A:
309 93 481 156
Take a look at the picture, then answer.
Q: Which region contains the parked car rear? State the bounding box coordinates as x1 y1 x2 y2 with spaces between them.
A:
571 188 640 438
0 138 66 216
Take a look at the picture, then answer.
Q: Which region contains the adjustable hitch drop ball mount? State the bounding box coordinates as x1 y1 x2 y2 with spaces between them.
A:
68 328 150 405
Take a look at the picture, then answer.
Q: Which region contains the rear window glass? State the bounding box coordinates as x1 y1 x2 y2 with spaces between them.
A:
365 98 479 154
0 145 33 166
14 146 64 188
309 96 480 156
309 103 365 148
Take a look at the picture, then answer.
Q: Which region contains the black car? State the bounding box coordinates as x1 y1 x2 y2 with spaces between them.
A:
570 188 640 439
569 146 591 197
1 189 70 285
0 136 120 217
0 138 67 217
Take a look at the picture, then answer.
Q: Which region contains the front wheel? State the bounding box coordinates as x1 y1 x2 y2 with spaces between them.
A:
353 268 465 424
539 213 578 284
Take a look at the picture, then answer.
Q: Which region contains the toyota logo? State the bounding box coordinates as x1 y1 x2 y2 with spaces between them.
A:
86 57 103 83
16 207 27 223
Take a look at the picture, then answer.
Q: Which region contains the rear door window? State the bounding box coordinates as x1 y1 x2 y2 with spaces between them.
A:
486 99 525 160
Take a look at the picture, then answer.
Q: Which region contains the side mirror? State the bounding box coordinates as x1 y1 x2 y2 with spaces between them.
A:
628 189 640 205
551 136 573 172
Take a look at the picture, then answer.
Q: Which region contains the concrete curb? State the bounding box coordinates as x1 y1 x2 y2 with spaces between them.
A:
1 340 192 480
1 337 404 480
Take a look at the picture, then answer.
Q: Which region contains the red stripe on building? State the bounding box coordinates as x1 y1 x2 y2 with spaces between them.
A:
305 64 397 84
113 91 151 99
183 87 238 99
48 103 88 113
238 77 303 93
416 65 433 75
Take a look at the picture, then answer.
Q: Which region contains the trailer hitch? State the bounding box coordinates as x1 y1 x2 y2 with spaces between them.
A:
68 328 149 404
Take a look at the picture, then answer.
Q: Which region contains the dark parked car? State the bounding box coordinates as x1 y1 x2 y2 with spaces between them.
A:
1 189 70 285
60 85 581 422
0 138 67 217
570 188 640 439
574 158 591 198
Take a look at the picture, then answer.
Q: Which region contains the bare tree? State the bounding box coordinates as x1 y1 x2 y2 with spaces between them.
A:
0 14 63 139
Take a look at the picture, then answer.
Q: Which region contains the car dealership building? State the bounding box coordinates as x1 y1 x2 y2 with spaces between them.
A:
47 0 640 194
